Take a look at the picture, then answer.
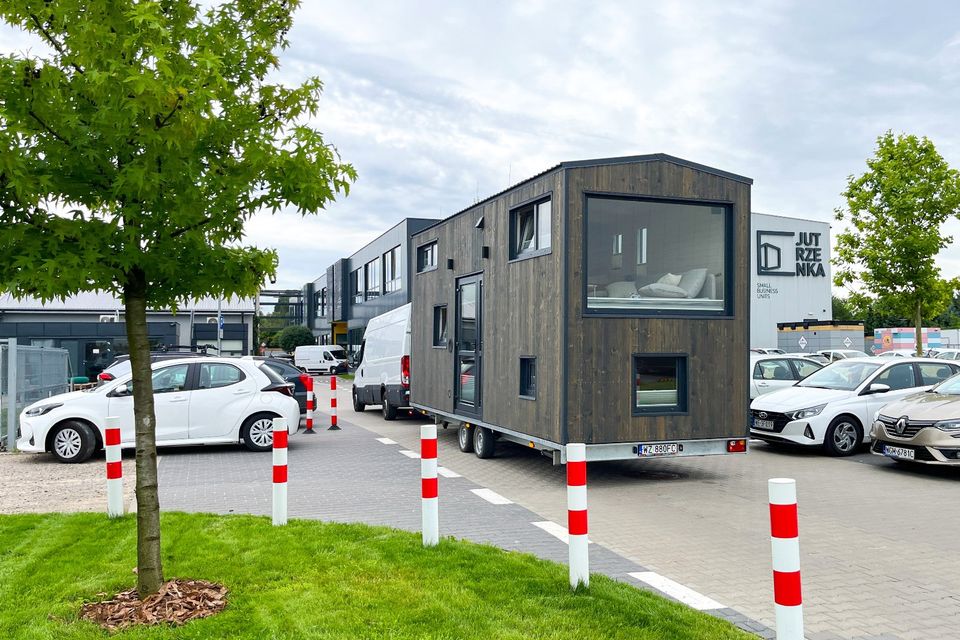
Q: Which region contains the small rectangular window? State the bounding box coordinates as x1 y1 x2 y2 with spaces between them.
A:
351 268 363 304
633 355 686 414
417 242 438 272
319 287 327 317
383 245 401 292
365 258 380 299
433 306 447 347
520 357 537 399
510 197 551 259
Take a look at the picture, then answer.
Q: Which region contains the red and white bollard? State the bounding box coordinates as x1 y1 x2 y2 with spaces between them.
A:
421 424 439 547
567 442 589 589
769 478 803 639
104 416 123 518
328 374 340 431
304 376 315 434
272 417 288 526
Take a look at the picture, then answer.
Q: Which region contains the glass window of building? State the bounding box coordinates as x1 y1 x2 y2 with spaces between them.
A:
633 356 687 414
417 242 438 272
519 357 537 399
433 306 447 346
510 198 551 259
384 245 401 292
365 258 380 299
352 268 363 304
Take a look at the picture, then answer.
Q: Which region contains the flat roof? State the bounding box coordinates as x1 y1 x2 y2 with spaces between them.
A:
0 292 255 313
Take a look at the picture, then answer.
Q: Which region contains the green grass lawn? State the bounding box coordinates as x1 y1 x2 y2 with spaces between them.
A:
0 513 752 639
337 372 355 381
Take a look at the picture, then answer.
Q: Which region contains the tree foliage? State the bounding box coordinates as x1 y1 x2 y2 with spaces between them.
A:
833 131 960 354
276 324 315 353
0 0 354 596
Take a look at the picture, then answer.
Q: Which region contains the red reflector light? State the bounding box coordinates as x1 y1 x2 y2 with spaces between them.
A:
727 439 747 453
98 372 114 381
401 355 410 388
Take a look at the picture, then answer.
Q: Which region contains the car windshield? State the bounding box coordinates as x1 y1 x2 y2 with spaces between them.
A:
796 361 882 390
329 347 346 359
931 374 960 395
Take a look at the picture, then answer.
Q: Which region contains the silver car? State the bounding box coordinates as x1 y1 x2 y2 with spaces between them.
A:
870 371 960 465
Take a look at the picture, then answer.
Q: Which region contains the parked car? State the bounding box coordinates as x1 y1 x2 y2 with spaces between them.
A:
294 344 349 375
933 349 960 361
243 356 310 414
817 349 871 362
869 372 960 465
750 348 786 355
352 304 411 420
17 357 300 463
750 354 823 400
96 348 209 384
875 348 921 358
783 352 830 365
750 357 960 456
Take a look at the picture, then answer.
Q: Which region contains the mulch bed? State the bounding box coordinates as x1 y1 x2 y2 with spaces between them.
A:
80 579 227 631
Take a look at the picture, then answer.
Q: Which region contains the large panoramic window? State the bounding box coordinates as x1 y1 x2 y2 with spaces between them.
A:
383 245 401 292
585 196 729 314
510 198 551 259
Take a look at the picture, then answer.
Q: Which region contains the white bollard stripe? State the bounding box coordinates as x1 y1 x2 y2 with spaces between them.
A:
566 442 586 463
273 448 288 467
421 457 437 479
771 537 801 573
768 478 797 505
272 484 287 526
422 496 439 546
568 534 589 588
774 604 804 639
105 446 121 463
567 484 587 511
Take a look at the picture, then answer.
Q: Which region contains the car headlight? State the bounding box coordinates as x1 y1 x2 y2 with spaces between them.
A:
24 402 63 417
934 420 960 433
873 410 881 422
786 404 826 420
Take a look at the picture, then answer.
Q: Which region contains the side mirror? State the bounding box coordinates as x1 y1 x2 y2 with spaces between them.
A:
867 383 890 394
108 383 131 397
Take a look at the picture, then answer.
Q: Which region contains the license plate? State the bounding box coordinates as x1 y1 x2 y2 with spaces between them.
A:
883 445 915 460
638 443 679 457
753 418 774 430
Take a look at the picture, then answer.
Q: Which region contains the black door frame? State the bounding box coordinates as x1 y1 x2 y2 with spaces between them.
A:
454 273 483 418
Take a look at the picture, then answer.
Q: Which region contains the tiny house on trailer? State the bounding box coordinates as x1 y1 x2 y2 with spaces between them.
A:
410 154 751 463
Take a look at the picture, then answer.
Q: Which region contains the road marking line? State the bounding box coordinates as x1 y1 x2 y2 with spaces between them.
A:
399 450 420 459
470 488 512 504
628 571 726 610
376 437 397 445
437 467 461 478
531 521 592 545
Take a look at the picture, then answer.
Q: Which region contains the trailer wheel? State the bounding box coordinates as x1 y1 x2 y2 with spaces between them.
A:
473 426 495 459
458 424 474 453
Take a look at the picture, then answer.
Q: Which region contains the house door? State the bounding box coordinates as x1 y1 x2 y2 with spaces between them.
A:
455 274 482 417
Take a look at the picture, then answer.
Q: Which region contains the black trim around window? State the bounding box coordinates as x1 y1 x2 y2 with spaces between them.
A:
519 356 536 399
509 195 552 261
632 353 688 416
417 241 438 273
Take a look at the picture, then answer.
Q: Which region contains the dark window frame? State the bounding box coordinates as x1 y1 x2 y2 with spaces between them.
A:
383 245 402 293
631 353 688 416
417 241 438 273
351 268 364 304
509 195 552 261
519 356 537 400
582 192 735 318
433 305 447 348
364 257 380 300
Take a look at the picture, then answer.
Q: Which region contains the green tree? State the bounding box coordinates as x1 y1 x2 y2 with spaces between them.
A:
833 132 960 356
276 324 315 353
0 0 354 596
831 295 856 321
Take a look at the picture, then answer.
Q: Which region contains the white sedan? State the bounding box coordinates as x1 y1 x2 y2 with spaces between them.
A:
17 357 300 463
750 357 960 456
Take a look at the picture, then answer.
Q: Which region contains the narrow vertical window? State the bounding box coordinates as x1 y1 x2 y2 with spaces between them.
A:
519 357 537 399
384 245 401 292
433 306 447 347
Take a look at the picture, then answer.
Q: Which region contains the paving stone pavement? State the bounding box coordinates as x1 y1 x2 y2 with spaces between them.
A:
158 415 774 638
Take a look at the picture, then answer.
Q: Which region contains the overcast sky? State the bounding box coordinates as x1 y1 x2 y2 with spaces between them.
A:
5 2 960 291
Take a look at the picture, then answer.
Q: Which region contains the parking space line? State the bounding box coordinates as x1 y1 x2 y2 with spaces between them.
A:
470 488 513 504
628 571 726 611
376 437 397 445
437 467 461 478
398 450 420 459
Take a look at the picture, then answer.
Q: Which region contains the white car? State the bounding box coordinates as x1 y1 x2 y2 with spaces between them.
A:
750 358 960 456
17 357 300 463
875 348 921 358
933 349 960 361
750 354 823 400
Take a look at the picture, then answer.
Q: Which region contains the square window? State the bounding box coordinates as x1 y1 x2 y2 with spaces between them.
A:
433 306 447 347
633 355 686 414
417 242 438 272
510 197 551 259
520 357 537 398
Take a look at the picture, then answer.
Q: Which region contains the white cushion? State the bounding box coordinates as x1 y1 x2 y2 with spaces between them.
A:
699 273 716 299
657 272 682 286
637 283 688 298
606 281 638 298
678 268 707 298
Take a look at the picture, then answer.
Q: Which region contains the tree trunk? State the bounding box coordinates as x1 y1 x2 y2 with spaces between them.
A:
123 268 164 596
915 299 923 357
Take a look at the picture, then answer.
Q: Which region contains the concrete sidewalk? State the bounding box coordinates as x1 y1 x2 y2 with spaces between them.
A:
158 416 773 638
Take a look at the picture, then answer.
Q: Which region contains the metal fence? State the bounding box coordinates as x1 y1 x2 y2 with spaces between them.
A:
1 339 71 451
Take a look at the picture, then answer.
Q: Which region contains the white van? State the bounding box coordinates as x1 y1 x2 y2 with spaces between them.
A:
294 344 348 375
352 304 411 420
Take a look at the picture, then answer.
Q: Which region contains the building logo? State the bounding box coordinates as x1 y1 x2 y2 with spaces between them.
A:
756 231 826 277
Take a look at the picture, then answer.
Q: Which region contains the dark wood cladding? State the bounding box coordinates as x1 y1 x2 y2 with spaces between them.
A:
411 171 565 443
565 161 751 444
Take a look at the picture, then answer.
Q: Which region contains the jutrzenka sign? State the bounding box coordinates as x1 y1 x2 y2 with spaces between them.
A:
756 230 826 277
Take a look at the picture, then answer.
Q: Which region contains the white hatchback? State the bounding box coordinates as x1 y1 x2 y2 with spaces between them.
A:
17 357 300 463
750 358 960 456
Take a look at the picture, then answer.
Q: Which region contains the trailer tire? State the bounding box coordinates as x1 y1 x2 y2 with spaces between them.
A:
473 426 495 459
458 424 474 453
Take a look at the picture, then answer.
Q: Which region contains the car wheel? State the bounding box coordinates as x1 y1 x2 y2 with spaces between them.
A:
382 392 398 421
458 424 474 453
50 421 97 463
353 388 366 412
241 413 279 452
823 415 862 457
473 426 495 459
